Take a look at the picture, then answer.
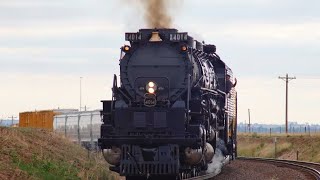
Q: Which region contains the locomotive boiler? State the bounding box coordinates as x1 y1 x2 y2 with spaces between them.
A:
98 29 237 180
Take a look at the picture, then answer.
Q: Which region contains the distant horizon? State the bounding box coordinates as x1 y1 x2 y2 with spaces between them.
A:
238 122 320 126
1 115 319 126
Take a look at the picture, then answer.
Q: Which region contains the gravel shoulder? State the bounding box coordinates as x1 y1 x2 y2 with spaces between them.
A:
213 160 311 180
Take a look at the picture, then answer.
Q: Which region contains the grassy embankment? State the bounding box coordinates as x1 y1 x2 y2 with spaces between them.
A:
3 128 319 179
237 133 320 162
0 127 119 180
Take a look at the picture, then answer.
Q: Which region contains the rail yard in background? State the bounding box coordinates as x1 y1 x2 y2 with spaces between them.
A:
4 109 102 149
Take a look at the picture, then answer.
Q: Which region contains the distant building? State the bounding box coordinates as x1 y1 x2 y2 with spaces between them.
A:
0 120 19 127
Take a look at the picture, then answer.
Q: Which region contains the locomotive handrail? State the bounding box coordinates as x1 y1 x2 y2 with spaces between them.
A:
193 76 204 88
116 88 132 106
113 73 131 106
112 74 117 109
187 74 191 123
201 87 225 97
216 89 226 95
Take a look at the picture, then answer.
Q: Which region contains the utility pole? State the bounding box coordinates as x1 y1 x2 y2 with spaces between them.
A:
248 109 251 133
8 116 17 126
279 73 296 134
245 119 247 133
80 77 83 112
274 137 277 158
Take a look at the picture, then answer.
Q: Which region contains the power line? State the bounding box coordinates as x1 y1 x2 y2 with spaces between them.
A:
278 73 296 134
248 109 251 133
80 77 83 112
8 115 17 127
291 74 320 80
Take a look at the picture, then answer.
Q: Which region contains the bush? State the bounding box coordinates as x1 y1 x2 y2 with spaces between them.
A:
251 132 260 138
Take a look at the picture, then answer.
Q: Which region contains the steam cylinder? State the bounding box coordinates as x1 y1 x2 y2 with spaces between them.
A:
103 147 121 166
184 143 214 165
204 143 214 162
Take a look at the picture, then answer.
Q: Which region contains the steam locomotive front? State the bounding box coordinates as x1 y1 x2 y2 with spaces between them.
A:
120 29 197 104
99 29 210 179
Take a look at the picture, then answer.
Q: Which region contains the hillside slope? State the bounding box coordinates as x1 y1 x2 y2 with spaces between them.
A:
0 127 118 180
237 133 320 162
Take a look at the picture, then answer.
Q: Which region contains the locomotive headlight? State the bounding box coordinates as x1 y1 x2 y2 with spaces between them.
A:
146 81 157 94
181 45 188 51
148 82 155 88
122 45 131 52
148 88 155 94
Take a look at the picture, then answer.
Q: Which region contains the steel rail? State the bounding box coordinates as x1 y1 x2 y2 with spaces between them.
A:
183 156 231 180
238 157 320 180
184 172 216 180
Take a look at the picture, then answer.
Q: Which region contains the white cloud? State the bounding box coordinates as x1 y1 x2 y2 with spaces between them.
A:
0 21 124 38
0 1 65 8
183 21 320 45
237 77 320 124
0 0 319 125
0 73 114 117
0 47 119 66
0 47 118 56
0 47 120 75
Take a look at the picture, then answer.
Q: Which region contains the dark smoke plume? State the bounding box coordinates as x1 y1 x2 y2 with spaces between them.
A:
124 0 182 28
140 0 172 28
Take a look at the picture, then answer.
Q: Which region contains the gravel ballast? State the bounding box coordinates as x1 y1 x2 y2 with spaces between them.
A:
213 160 311 180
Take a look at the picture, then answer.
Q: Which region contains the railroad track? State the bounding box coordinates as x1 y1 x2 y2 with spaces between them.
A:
185 173 216 180
238 157 320 180
141 156 320 180
182 156 231 180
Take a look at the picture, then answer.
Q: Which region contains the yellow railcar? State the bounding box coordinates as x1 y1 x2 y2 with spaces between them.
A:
19 110 57 130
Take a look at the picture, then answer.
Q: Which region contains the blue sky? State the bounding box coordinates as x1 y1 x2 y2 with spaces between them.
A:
0 0 320 124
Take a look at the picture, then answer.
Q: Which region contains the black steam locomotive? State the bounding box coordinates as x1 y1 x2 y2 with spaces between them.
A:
99 29 237 180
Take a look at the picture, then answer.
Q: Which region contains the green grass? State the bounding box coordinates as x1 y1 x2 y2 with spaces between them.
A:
237 134 320 162
10 151 79 180
276 142 292 155
238 139 292 158
0 127 117 180
239 132 320 137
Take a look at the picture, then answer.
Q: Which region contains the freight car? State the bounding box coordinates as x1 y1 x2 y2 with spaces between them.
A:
99 29 237 180
19 109 79 130
19 110 58 129
19 109 102 146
